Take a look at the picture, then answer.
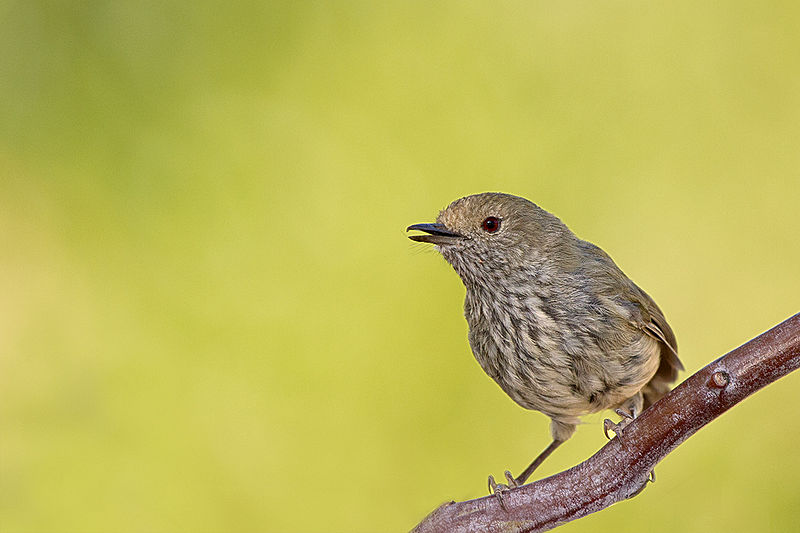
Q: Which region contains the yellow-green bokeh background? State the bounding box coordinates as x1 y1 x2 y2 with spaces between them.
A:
2 2 799 532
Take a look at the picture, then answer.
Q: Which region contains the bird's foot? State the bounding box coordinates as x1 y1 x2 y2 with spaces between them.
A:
628 468 657 499
603 408 635 440
487 470 519 511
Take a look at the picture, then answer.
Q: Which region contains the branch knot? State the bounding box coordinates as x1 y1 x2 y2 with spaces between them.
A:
709 370 730 388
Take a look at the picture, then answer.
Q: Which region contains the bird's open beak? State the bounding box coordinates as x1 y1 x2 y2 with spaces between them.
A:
406 223 463 245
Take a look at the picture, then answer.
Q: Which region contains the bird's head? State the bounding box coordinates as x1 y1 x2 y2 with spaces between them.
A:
407 192 572 286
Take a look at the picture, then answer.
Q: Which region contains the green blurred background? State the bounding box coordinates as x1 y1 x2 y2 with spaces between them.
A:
1 2 798 532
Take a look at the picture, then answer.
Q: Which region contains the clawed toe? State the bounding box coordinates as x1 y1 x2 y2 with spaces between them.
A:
627 468 657 499
603 418 617 439
488 470 519 511
603 408 636 440
614 408 634 421
487 475 508 510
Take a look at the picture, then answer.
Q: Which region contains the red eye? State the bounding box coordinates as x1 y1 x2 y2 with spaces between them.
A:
482 216 501 233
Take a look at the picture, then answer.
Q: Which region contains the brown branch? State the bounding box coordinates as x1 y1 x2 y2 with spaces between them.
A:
412 313 800 533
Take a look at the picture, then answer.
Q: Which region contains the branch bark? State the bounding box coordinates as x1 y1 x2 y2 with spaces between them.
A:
412 313 800 533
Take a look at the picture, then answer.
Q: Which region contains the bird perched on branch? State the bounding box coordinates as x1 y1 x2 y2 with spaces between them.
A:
407 192 682 495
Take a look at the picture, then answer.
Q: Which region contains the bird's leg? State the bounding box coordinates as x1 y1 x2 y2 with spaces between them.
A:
487 419 574 510
513 438 564 485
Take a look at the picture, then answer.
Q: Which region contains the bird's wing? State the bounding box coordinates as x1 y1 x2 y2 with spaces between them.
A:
644 311 683 372
577 239 684 382
623 277 683 372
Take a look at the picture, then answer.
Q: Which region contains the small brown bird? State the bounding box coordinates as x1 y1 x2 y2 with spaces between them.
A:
407 192 682 493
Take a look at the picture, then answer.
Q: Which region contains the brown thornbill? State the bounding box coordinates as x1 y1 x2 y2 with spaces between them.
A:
407 192 682 495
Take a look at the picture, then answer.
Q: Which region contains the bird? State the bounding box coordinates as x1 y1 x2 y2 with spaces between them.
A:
407 192 682 495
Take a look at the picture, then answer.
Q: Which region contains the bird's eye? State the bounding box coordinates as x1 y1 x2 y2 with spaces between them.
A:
482 216 501 233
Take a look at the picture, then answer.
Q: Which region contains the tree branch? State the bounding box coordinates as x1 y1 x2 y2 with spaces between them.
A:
412 313 800 533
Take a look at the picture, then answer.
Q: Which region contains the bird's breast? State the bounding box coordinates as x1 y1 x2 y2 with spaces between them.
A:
462 287 662 417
